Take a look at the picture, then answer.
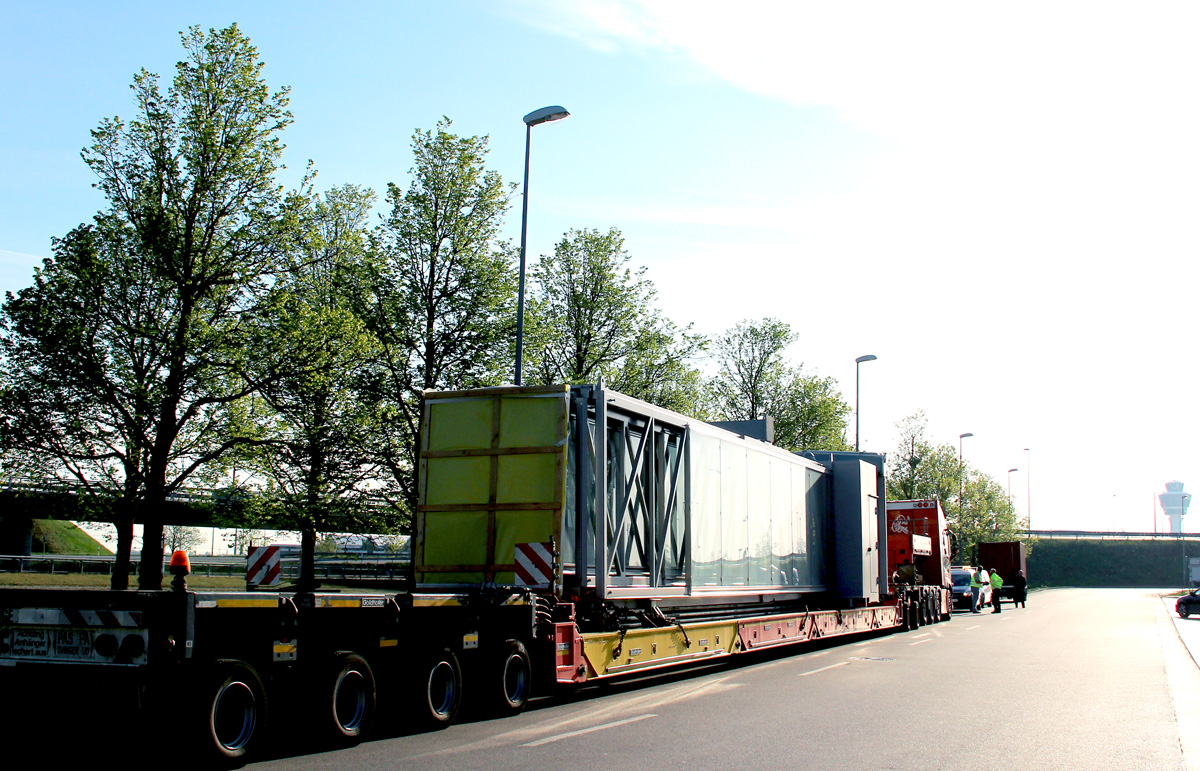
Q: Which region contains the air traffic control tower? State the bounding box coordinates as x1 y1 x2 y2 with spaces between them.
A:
1158 481 1191 533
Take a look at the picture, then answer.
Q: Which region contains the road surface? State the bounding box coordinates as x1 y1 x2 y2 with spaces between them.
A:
241 587 1198 771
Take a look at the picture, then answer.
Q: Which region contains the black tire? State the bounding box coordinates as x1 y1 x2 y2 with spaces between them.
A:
1180 607 1191 619
326 652 376 742
200 660 267 764
414 648 462 728
489 640 532 716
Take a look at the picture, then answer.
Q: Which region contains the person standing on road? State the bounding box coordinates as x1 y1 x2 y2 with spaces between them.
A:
990 568 1004 613
970 566 985 613
1012 569 1028 608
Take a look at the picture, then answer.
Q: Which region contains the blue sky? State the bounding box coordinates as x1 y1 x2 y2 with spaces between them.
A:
4 1 1200 535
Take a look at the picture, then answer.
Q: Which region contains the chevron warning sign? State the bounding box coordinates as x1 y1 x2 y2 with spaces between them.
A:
514 542 554 589
247 545 281 587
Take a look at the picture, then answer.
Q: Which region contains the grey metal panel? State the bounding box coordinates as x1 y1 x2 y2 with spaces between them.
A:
801 450 887 596
830 458 880 603
707 418 774 444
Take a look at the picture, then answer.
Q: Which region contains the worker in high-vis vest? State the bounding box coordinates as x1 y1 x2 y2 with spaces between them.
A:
989 568 1004 613
969 566 985 613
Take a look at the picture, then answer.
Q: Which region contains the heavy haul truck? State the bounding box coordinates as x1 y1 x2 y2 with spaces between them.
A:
0 383 951 763
883 499 954 624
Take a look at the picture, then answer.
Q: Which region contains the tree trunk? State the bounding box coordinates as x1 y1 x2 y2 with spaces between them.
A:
111 510 133 590
298 527 317 594
138 497 164 590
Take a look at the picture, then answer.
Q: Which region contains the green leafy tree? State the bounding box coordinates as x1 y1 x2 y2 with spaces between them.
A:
0 24 292 589
365 119 517 512
707 318 850 451
165 525 205 554
524 227 705 413
886 411 960 503
243 184 402 589
885 411 1026 562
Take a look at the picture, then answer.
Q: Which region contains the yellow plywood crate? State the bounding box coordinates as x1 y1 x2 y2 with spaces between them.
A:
417 385 569 586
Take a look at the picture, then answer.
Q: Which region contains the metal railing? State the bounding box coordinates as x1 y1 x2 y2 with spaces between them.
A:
0 552 413 582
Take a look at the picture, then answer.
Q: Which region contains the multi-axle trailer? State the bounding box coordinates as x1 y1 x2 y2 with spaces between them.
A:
0 383 951 763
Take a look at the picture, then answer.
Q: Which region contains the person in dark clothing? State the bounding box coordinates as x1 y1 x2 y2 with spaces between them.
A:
1012 569 1028 608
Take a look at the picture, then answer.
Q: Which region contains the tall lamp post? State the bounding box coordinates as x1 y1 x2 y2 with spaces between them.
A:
1008 467 1019 498
958 432 974 516
854 355 877 452
1023 447 1031 530
515 105 570 385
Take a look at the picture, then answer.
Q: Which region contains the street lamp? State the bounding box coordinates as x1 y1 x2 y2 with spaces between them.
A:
1023 447 1031 530
515 105 570 386
1008 468 1019 498
854 354 877 452
958 432 974 516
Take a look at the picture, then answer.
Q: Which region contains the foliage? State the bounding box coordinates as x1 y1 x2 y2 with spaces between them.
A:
0 24 292 589
241 183 404 586
164 525 205 554
707 318 850 451
364 118 517 512
524 227 706 414
1028 538 1198 588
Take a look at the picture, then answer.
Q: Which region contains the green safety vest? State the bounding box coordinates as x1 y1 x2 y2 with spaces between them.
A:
990 572 1003 589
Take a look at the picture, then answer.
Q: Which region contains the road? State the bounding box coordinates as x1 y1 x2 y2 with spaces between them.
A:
242 588 1197 771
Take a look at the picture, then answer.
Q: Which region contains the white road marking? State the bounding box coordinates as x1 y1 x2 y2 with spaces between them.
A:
799 661 849 676
913 632 932 638
908 639 932 646
965 625 981 630
522 714 658 747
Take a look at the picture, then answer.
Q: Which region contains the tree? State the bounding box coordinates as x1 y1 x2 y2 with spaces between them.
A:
0 24 292 589
885 411 1026 562
243 184 402 589
165 525 205 554
365 119 517 512
707 318 851 451
885 411 960 503
525 227 706 414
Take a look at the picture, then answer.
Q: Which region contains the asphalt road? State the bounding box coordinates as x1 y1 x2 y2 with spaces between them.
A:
245 588 1198 771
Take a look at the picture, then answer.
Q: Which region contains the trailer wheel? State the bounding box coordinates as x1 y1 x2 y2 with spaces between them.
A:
488 640 532 716
200 660 267 763
414 648 462 728
325 652 376 742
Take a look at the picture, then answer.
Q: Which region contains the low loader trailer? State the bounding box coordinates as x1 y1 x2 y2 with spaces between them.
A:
0 383 947 764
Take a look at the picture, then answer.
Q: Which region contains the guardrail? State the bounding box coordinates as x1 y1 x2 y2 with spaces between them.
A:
0 552 412 582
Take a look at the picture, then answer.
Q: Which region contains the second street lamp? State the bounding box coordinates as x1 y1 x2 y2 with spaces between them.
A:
515 105 570 386
958 432 974 516
854 354 877 452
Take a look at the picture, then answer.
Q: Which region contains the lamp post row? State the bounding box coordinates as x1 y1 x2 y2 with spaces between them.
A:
511 112 1042 537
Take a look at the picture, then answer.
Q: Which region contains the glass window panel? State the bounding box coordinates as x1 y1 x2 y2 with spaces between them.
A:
771 459 792 586
721 441 748 585
806 467 830 587
747 450 772 585
690 433 722 586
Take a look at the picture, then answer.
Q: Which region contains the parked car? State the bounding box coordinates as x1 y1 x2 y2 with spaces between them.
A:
951 567 992 611
1177 588 1200 618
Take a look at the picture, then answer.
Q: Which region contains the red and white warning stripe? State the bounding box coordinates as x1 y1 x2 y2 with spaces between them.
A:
514 542 554 589
247 545 281 587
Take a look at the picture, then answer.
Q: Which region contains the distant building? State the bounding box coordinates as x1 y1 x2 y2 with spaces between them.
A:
1158 481 1191 533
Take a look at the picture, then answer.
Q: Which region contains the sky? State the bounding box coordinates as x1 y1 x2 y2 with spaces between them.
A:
3 0 1200 539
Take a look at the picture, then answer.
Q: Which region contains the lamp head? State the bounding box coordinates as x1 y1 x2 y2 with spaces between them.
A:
855 354 877 364
523 106 570 126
